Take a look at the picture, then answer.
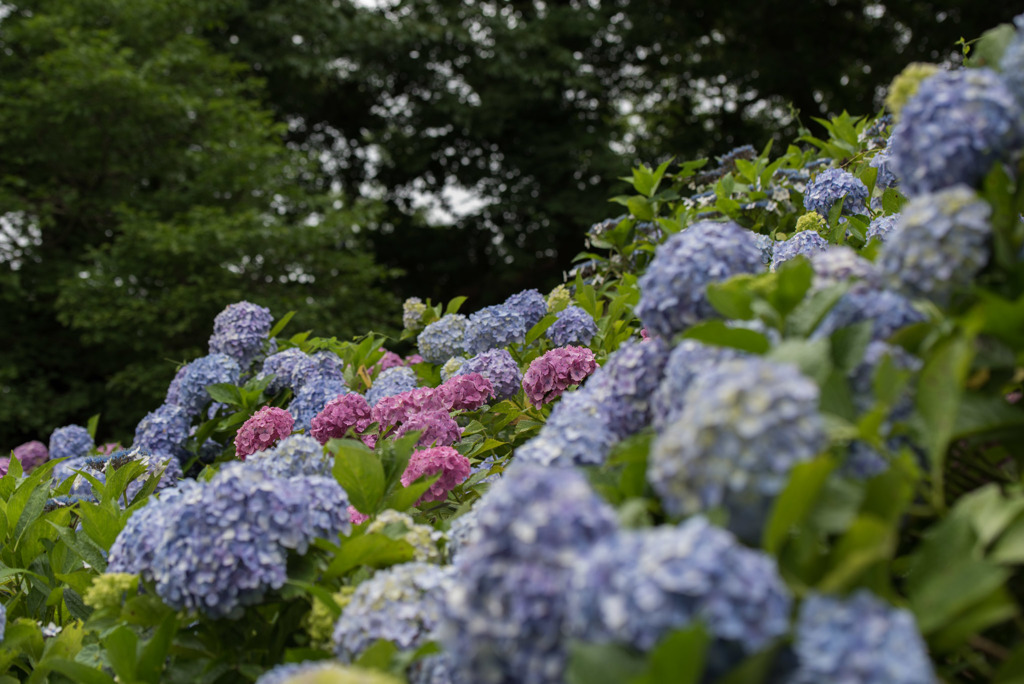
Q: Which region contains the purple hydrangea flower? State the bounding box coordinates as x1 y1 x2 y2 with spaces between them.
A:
455 349 523 401
257 348 317 395
567 517 791 674
13 440 49 473
418 314 469 364
503 288 548 328
522 346 598 408
438 372 494 412
0 457 9 478
804 168 869 216
395 410 462 447
208 301 274 369
772 229 830 271
401 446 471 503
49 425 94 461
651 340 747 431
310 393 374 444
636 220 764 337
288 376 350 432
813 282 926 342
0 601 5 641
165 353 241 417
465 304 527 356
867 213 901 242
333 563 455 663
581 337 670 439
107 462 350 619
234 406 295 460
879 185 992 306
366 366 419 407
650 358 826 542
133 403 191 464
888 68 1024 197
546 305 598 347
441 464 618 684
790 591 935 684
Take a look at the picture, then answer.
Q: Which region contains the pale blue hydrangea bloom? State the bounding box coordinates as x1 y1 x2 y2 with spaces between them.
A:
771 230 829 271
636 220 764 337
464 304 527 356
165 353 241 417
878 185 992 307
888 68 1023 197
568 517 791 676
789 591 935 684
133 403 191 464
870 143 898 189
809 246 883 290
247 434 331 479
49 424 94 461
649 358 826 542
581 338 670 439
208 301 274 369
455 349 522 401
813 282 926 342
503 288 548 329
365 366 418 407
288 376 350 431
754 233 775 265
257 348 317 395
332 563 455 662
516 389 618 467
546 305 598 347
418 314 469 364
804 168 869 216
651 340 746 431
445 509 481 562
867 213 901 242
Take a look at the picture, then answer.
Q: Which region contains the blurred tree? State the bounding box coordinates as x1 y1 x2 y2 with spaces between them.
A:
0 0 398 447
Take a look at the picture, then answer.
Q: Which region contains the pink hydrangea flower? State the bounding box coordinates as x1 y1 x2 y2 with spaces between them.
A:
401 446 471 503
234 406 295 460
348 505 369 525
0 457 9 478
640 328 650 340
395 410 462 447
371 387 447 431
96 442 122 456
310 394 373 444
405 354 425 366
377 349 405 372
522 346 598 408
13 440 49 472
438 372 495 412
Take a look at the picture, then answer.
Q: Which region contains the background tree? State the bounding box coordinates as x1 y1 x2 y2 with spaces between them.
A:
0 0 397 447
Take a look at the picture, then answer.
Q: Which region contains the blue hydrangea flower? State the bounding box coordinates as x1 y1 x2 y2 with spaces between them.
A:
455 349 522 401
247 434 331 479
107 462 350 619
49 424 94 461
888 68 1024 197
581 338 670 439
809 246 882 290
804 168 869 216
813 282 926 342
333 563 455 663
441 465 618 684
418 314 469 364
503 288 548 328
208 301 275 370
308 351 346 386
516 389 618 467
649 358 826 542
51 455 98 498
464 304 527 356
790 591 935 684
867 213 901 242
870 143 899 190
567 517 791 675
1000 16 1024 107
754 233 775 265
288 376 350 431
878 185 992 307
165 354 241 417
132 403 191 464
636 220 764 337
78 445 182 503
409 653 465 684
772 230 830 271
257 348 317 395
446 509 481 562
546 305 598 347
365 366 418 407
651 340 747 431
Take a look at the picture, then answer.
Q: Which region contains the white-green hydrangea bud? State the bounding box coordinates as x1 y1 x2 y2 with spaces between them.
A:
440 356 466 382
83 573 139 611
546 284 571 313
365 510 441 563
305 588 355 647
885 62 940 120
795 211 829 238
402 297 427 332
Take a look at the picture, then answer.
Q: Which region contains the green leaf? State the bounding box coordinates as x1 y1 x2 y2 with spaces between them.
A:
626 196 654 221
48 522 108 572
268 310 297 338
445 296 468 315
682 320 770 354
355 639 398 671
63 587 92 622
763 457 836 554
205 383 244 406
786 281 851 337
817 515 895 593
880 187 907 217
86 414 101 442
525 314 557 346
136 612 178 682
706 276 756 320
383 472 441 512
630 625 708 684
566 641 646 684
916 332 974 494
330 439 386 515
771 257 814 316
102 625 138 682
39 660 116 684
325 533 415 578
14 484 48 551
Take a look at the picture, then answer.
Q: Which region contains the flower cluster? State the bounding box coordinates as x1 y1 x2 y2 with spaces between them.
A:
867 213 900 242
366 366 419 407
437 372 494 411
870 143 899 189
256 662 401 684
809 246 882 290
582 338 670 439
401 446 472 503
567 517 791 675
790 591 935 684
503 288 548 328
49 424 94 461
803 167 869 216
795 211 828 237
133 404 190 464
365 510 442 562
247 434 332 479
107 462 350 619
234 406 295 459
418 314 469 364
888 68 1023 197
311 393 374 444
440 356 465 381
288 376 349 432
376 349 405 373
13 440 48 473
516 389 617 467
464 304 527 356
257 348 316 395
649 358 826 542
332 562 455 663
636 220 764 337
546 305 598 347
208 301 274 369
879 185 992 306
522 346 598 408
372 387 448 432
454 349 522 401
651 340 746 430
395 410 462 447
546 284 572 312
403 297 428 332
813 283 926 341
166 353 241 416
771 229 829 270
